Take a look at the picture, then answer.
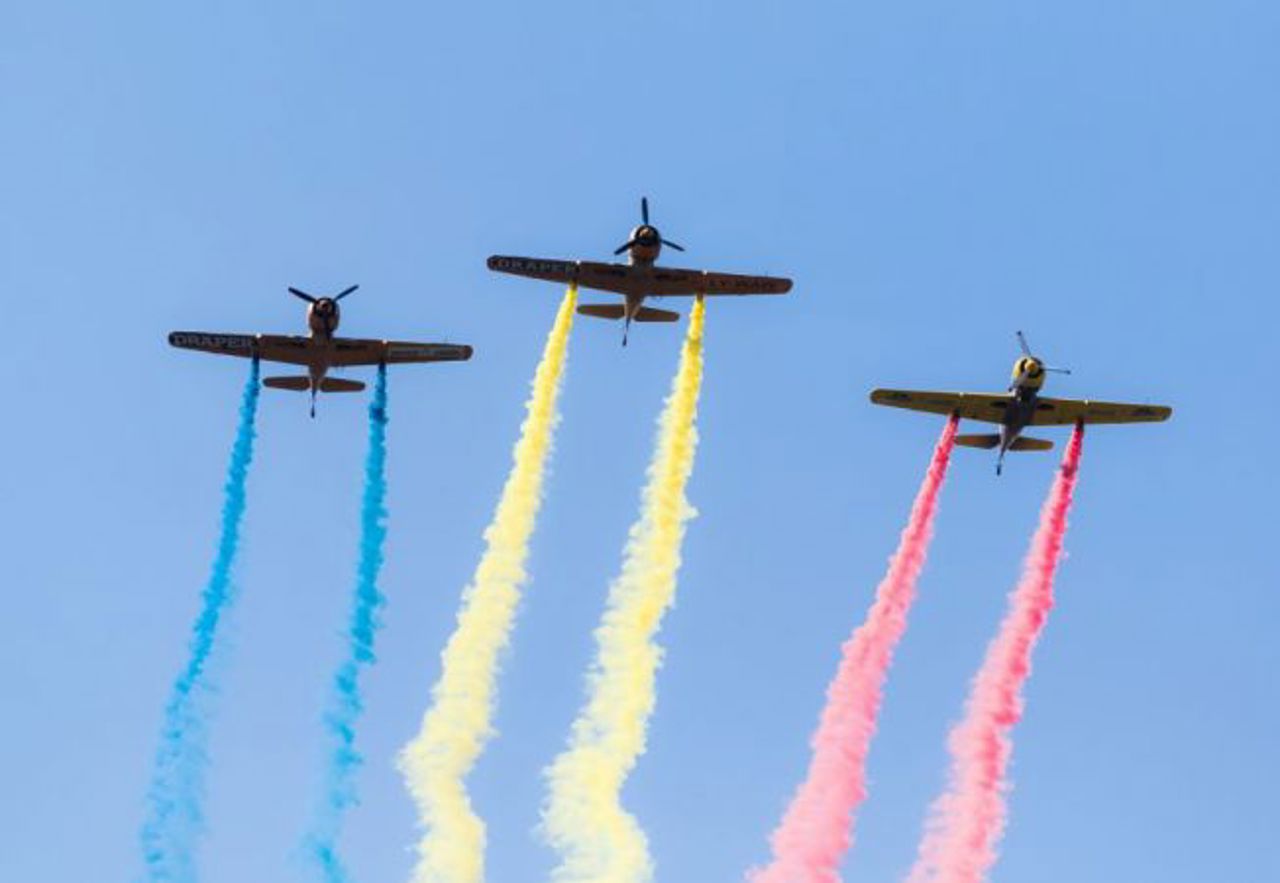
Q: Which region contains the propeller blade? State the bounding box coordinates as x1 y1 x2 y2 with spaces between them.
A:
334 284 359 300
1044 366 1073 375
288 287 318 303
614 240 637 255
1016 330 1033 356
661 238 685 252
641 196 649 225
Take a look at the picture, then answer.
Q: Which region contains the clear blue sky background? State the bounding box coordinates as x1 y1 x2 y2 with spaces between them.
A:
2 2 1277 881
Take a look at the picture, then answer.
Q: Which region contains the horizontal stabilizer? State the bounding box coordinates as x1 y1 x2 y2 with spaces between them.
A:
634 306 680 323
955 433 1000 449
1009 436 1054 452
263 376 310 391
319 377 365 393
577 304 626 320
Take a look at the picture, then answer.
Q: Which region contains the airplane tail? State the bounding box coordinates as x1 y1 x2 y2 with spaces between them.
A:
1009 436 1054 452
954 434 1001 449
263 376 366 393
319 377 366 393
634 306 680 323
263 376 310 391
577 304 626 320
576 304 681 323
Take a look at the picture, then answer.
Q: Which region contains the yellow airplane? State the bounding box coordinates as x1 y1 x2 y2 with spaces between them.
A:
169 285 473 416
870 331 1172 474
487 197 793 345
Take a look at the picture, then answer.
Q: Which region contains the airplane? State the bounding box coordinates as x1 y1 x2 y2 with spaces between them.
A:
870 331 1172 474
169 285 473 416
487 197 793 345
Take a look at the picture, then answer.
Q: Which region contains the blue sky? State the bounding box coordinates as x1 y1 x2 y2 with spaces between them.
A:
2 1 1277 881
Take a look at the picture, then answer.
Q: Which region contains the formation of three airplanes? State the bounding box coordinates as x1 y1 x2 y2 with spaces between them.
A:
169 197 1172 475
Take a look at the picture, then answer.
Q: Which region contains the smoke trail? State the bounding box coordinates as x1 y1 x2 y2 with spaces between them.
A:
751 414 960 883
140 359 262 882
303 364 390 882
905 422 1085 883
398 288 576 883
543 296 706 883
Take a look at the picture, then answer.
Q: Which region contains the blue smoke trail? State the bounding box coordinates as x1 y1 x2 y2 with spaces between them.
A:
141 359 261 882
304 364 389 882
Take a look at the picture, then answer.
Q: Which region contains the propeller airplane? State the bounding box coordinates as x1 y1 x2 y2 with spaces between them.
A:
870 331 1172 474
487 197 793 345
169 285 473 417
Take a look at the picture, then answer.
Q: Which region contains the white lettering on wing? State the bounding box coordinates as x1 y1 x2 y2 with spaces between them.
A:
492 257 575 275
171 333 253 349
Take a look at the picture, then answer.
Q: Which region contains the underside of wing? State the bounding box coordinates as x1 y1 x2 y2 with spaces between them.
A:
647 267 793 296
575 261 642 295
487 255 582 287
330 339 474 366
381 341 474 365
870 389 1013 424
168 331 258 359
255 334 315 366
1031 397 1173 426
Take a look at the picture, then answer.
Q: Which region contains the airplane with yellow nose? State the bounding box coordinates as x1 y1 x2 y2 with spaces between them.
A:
870 331 1172 474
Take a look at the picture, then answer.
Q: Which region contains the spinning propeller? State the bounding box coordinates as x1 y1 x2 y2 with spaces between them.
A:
613 197 686 255
1016 330 1072 375
288 284 359 303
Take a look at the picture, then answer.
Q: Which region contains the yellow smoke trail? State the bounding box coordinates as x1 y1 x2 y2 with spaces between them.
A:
398 287 576 883
543 297 707 883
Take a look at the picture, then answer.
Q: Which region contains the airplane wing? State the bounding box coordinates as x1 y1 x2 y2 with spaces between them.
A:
170 332 472 367
488 256 582 286
870 389 1014 424
486 256 639 295
643 266 793 296
1029 397 1173 425
487 256 793 297
169 331 318 364
329 339 474 366
169 331 260 359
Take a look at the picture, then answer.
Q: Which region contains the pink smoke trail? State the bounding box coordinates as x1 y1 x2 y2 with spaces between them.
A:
751 414 960 883
905 421 1085 883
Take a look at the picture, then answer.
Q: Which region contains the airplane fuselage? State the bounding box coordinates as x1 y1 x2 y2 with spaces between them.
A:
997 388 1038 459
301 298 343 402
994 356 1049 472
621 226 662 320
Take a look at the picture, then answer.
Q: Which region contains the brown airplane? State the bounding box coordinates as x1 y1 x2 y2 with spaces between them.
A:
871 331 1172 474
168 285 473 416
487 197 793 345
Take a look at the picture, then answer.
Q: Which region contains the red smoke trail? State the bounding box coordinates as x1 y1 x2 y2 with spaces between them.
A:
751 415 959 883
905 422 1085 883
